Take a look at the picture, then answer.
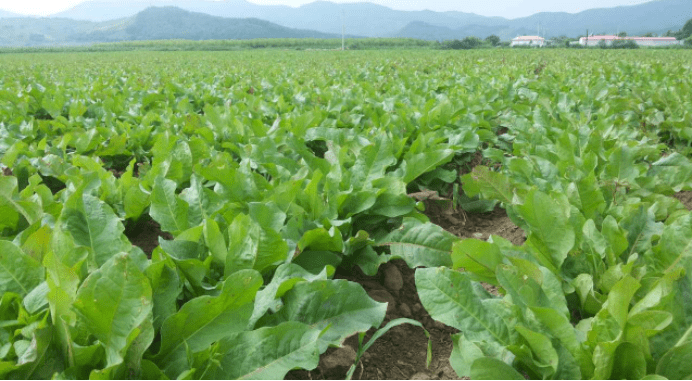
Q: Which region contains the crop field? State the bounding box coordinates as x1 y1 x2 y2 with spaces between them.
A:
1 48 692 380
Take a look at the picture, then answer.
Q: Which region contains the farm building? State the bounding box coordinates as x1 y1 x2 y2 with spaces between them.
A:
510 36 545 47
579 35 680 47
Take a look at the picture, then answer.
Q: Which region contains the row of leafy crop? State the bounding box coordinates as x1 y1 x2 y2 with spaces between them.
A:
2 49 692 379
0 51 501 379
413 65 692 378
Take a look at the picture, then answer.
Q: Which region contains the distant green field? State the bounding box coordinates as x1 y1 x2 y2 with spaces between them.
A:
1 49 692 380
0 38 440 53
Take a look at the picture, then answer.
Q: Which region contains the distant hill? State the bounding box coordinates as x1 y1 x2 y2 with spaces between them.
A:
0 17 119 46
392 0 691 40
505 0 691 38
50 0 507 37
393 21 512 41
48 0 692 40
107 7 338 41
0 7 341 47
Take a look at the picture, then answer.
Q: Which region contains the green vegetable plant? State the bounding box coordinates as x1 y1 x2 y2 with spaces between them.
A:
1 48 692 379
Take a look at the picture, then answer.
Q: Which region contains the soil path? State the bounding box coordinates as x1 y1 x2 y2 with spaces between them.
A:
288 205 524 380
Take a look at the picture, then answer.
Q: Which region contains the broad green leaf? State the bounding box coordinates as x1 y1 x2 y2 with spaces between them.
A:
627 311 673 337
225 213 289 276
451 239 503 285
249 263 331 328
150 176 189 234
611 342 647 380
260 279 386 349
348 137 397 189
369 192 416 218
620 206 664 258
9 325 64 379
512 325 559 378
531 306 594 378
0 241 43 297
588 276 642 374
601 215 629 260
59 188 131 267
73 253 153 368
651 213 692 275
461 166 514 204
154 270 262 378
648 153 692 192
497 264 552 310
43 250 80 367
121 160 150 220
179 175 222 228
603 145 643 183
401 149 454 183
0 176 41 232
297 227 344 253
199 321 322 380
416 267 512 346
449 332 485 378
573 274 605 315
516 190 574 273
470 357 524 380
656 341 692 380
336 190 378 218
592 341 620 380
145 259 181 331
248 201 287 233
582 219 607 258
20 224 52 263
23 281 49 315
604 275 641 328
377 218 456 268
203 218 227 264
567 173 606 220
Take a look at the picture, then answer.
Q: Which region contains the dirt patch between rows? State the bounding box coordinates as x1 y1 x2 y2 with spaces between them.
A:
424 200 525 246
674 191 692 210
287 259 461 381
287 204 524 380
125 218 173 257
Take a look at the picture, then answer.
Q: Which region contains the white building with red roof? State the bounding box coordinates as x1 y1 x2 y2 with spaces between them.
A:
510 36 545 47
579 35 680 47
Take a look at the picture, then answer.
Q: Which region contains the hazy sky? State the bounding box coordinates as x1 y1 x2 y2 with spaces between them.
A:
1 0 653 18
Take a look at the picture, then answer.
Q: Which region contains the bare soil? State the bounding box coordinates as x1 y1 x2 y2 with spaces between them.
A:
423 200 525 246
675 191 692 210
125 218 173 257
287 204 524 380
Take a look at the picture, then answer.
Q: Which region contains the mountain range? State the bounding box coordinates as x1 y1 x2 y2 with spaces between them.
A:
0 7 342 47
0 0 690 47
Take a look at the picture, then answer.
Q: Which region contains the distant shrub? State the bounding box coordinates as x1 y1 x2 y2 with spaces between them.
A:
598 39 639 49
611 40 639 49
443 36 483 50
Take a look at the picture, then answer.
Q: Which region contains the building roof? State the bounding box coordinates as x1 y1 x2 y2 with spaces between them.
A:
580 35 677 41
625 37 678 40
512 35 545 41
